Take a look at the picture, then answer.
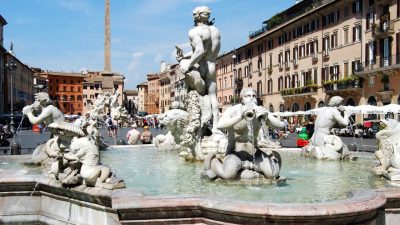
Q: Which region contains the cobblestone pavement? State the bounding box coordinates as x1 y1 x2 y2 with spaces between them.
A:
0 128 378 155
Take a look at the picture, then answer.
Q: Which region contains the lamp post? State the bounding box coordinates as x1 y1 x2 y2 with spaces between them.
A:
5 43 17 136
232 52 237 104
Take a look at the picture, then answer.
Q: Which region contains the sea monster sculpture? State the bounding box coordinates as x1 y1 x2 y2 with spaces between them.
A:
374 119 400 181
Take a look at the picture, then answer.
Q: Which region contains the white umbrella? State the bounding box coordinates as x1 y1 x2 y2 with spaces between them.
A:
382 104 400 113
350 105 385 114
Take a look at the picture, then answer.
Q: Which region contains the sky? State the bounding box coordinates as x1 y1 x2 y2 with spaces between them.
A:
1 0 294 89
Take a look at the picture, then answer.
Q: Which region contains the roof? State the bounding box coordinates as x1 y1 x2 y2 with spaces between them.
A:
40 72 85 78
137 81 148 87
124 89 138 95
0 15 7 26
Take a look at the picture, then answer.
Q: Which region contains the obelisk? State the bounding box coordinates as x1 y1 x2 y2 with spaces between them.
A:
104 0 111 72
102 0 114 92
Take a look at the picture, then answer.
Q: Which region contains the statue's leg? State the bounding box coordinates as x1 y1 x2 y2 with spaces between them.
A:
204 63 219 134
99 165 112 182
210 154 242 179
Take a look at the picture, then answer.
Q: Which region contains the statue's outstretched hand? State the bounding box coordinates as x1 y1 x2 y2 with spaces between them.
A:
175 44 184 62
255 106 268 118
22 105 32 115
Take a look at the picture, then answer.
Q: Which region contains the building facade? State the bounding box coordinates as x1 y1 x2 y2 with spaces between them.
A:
3 51 34 114
146 73 160 115
137 82 148 114
123 89 138 116
0 15 7 114
82 71 124 115
159 70 171 113
216 0 400 119
38 71 84 115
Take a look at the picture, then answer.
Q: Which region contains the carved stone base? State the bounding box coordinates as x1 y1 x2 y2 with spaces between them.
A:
95 177 125 190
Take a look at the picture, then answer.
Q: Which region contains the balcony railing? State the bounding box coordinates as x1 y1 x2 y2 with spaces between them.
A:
311 52 318 61
280 85 318 97
322 49 330 58
285 61 290 70
372 20 395 39
354 54 400 76
293 58 299 66
323 77 363 92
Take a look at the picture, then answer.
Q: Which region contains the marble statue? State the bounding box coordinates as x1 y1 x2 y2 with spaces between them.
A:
374 119 400 181
154 6 225 160
23 92 64 125
154 106 189 151
75 113 108 150
23 92 65 165
302 96 352 160
109 91 129 123
46 122 125 189
202 88 285 180
175 6 221 134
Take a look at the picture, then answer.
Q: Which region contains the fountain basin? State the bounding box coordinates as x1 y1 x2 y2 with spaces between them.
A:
0 147 399 224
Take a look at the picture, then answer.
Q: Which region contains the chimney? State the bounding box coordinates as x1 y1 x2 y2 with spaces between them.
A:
160 61 166 72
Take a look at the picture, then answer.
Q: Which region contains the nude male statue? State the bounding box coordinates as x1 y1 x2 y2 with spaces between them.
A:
176 6 221 134
203 88 285 180
22 92 64 126
309 96 352 147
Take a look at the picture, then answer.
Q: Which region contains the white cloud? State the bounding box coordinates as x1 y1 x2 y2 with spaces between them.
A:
154 53 163 63
128 52 144 71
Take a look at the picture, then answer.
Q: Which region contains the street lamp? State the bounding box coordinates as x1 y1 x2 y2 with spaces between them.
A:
232 52 237 104
5 43 17 136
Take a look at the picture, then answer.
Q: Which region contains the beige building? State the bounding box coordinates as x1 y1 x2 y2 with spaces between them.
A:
216 0 400 121
137 82 148 114
82 71 124 115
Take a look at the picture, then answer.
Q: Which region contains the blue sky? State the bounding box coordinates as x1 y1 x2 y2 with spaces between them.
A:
1 0 294 89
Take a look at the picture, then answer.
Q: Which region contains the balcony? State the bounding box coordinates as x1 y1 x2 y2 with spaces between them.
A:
279 62 284 70
322 49 330 59
293 58 299 67
285 61 290 70
323 76 363 94
354 54 400 77
280 85 318 98
311 52 318 62
372 20 395 39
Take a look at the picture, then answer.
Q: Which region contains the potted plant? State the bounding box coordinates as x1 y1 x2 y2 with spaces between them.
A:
268 65 273 75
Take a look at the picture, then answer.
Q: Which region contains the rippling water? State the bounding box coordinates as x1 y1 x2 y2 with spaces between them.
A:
0 149 390 203
101 148 389 203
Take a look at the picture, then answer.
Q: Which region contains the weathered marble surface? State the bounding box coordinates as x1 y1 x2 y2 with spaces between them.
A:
302 96 352 160
202 88 285 180
374 119 400 181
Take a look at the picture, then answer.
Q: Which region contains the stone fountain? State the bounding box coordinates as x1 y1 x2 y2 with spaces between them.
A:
22 92 125 190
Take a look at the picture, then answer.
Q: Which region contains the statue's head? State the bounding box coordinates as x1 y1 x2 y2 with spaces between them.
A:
240 88 257 105
328 96 344 107
34 92 51 106
193 6 211 25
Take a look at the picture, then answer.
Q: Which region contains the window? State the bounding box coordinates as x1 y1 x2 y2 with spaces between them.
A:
63 79 66 84
331 32 338 48
70 86 74 92
330 65 339 80
268 40 273 50
323 36 330 51
343 28 349 45
56 79 59 83
63 86 67 91
343 62 349 77
70 80 73 84
352 25 361 42
365 41 377 65
352 0 362 14
268 79 273 93
366 12 374 30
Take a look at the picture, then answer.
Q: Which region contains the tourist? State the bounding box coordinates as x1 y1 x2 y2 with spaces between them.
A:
105 114 113 137
140 126 153 144
126 124 140 145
